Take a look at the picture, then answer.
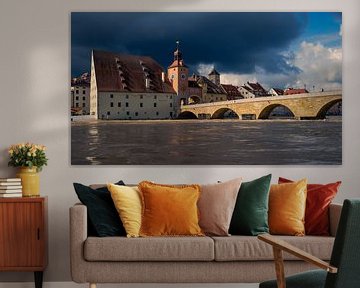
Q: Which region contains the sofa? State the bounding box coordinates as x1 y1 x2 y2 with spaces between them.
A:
70 201 342 287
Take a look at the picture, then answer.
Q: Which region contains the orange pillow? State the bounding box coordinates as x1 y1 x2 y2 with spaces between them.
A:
138 181 204 237
269 179 307 236
278 177 341 236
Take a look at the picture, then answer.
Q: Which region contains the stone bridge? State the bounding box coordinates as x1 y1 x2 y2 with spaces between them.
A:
179 90 342 120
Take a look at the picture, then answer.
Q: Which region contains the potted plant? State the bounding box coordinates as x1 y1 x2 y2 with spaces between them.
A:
8 143 48 197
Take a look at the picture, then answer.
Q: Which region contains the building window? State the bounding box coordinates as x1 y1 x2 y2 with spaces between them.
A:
170 95 173 99
126 102 129 107
110 94 114 98
126 111 130 115
76 90 79 94
82 96 85 101
126 95 129 99
170 112 173 117
82 103 85 107
156 112 159 116
140 95 143 99
118 102 121 107
154 95 157 99
76 103 79 107
154 103 157 107
83 90 86 95
170 103 172 107
135 112 138 116
76 96 79 100
107 111 110 115
140 103 143 107
110 102 114 107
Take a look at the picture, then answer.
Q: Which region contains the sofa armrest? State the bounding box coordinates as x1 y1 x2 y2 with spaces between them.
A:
329 203 342 237
69 203 88 283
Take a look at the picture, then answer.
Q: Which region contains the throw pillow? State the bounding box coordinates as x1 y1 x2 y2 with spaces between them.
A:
279 177 341 236
73 181 126 237
229 174 272 236
138 181 203 237
107 183 142 238
269 179 307 236
198 178 242 236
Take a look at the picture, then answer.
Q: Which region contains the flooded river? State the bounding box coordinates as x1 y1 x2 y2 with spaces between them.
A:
71 119 341 165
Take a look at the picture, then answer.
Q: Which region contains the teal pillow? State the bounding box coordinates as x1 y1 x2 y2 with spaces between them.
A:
73 181 126 237
229 174 272 236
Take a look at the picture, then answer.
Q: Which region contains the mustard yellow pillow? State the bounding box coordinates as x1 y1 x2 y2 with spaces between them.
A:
138 181 204 237
269 179 307 236
107 183 142 238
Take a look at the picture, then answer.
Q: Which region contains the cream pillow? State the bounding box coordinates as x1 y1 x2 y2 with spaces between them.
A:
198 178 242 236
107 183 142 237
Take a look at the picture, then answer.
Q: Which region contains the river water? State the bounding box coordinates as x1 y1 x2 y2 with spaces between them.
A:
71 119 341 165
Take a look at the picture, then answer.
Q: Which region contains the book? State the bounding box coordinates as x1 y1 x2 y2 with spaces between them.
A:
0 186 22 190
0 182 22 186
0 193 22 198
0 189 22 193
0 178 21 182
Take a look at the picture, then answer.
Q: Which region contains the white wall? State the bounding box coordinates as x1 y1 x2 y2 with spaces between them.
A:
0 0 359 283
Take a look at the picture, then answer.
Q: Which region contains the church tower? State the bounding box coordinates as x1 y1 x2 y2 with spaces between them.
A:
168 41 189 112
208 68 220 86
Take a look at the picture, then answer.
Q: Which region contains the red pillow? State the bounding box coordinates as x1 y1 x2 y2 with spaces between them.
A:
278 177 341 236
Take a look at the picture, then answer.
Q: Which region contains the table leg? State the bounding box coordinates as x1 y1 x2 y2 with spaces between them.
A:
34 271 43 288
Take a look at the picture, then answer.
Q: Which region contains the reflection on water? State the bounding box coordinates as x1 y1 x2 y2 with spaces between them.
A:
71 119 342 165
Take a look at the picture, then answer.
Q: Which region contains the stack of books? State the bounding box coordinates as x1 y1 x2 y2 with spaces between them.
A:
0 178 22 197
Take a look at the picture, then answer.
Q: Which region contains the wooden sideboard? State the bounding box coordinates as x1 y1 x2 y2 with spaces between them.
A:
0 197 47 288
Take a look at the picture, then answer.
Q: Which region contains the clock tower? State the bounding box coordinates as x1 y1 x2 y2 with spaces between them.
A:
167 41 189 114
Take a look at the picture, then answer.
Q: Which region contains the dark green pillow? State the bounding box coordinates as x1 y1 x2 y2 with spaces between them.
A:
73 181 126 237
229 174 272 236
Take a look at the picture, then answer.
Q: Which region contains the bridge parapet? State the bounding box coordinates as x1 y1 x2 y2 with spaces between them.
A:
180 90 342 120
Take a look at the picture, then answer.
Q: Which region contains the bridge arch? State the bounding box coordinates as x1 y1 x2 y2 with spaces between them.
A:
188 96 202 105
258 104 295 119
178 111 198 119
211 108 240 119
316 99 342 119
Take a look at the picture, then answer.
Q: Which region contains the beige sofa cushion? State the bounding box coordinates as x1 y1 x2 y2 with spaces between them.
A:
84 236 214 261
212 235 334 261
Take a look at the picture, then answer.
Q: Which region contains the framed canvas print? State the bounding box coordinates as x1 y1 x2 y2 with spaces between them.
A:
71 12 342 165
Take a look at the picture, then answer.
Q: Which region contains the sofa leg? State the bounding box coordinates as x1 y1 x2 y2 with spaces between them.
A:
89 283 96 288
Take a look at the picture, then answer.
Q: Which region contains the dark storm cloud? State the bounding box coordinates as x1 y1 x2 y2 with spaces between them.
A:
71 12 307 77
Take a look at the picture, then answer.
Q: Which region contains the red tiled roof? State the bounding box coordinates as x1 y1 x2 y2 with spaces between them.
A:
240 85 253 93
92 50 176 94
247 82 267 93
284 88 309 95
221 84 241 96
272 88 284 95
197 76 226 94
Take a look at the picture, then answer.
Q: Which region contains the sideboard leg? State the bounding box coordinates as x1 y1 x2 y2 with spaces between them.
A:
90 283 97 288
34 271 43 288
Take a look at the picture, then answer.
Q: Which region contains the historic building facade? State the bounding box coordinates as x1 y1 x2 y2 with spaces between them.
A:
89 45 252 119
71 73 90 115
90 50 176 120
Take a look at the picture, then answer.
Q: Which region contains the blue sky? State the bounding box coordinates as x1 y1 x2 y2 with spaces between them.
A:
71 12 342 90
